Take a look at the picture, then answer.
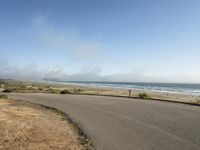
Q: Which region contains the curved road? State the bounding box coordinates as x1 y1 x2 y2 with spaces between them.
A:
7 93 200 150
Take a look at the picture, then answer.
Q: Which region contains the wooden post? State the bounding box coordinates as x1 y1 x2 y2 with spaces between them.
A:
128 89 131 97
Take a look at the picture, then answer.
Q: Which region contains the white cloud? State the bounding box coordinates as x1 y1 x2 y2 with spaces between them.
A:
1 16 200 83
32 15 102 61
1 58 200 83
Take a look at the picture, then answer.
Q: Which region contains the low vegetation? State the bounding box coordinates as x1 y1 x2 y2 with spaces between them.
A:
2 88 13 93
138 93 151 100
48 88 60 94
60 89 71 94
0 80 83 95
193 100 200 105
0 94 8 99
73 88 81 94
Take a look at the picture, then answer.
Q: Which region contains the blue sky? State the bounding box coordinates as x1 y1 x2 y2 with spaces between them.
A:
0 0 200 83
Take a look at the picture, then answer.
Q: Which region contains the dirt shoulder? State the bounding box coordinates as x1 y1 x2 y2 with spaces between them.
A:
0 98 92 150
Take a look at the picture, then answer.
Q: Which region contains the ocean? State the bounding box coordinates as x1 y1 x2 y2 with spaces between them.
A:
56 81 200 96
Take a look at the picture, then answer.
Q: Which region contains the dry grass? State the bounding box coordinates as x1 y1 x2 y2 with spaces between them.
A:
0 98 92 150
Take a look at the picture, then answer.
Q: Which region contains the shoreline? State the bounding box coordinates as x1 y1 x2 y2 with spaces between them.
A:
1 80 200 105
43 82 200 104
43 81 200 96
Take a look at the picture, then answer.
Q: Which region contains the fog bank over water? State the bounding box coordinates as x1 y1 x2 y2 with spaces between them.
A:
0 59 200 84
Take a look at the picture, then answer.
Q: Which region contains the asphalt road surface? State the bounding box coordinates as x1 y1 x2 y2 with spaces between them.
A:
7 93 200 150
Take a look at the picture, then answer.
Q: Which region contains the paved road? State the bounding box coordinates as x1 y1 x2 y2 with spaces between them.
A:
7 93 200 150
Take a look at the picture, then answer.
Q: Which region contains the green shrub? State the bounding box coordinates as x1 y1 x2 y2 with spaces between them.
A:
38 87 43 91
49 88 59 93
138 93 151 99
0 94 8 99
195 100 200 104
2 88 13 93
60 89 71 94
73 89 81 94
20 85 26 89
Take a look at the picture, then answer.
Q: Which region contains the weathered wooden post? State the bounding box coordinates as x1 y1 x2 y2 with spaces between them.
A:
128 89 131 97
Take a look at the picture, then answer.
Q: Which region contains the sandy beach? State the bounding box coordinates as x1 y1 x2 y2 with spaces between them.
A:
65 85 200 104
1 80 200 104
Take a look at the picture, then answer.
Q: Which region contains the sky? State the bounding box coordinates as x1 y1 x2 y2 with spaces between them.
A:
0 0 200 83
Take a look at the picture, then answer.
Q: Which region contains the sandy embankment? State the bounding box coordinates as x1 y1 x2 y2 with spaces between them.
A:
0 98 92 150
62 85 200 104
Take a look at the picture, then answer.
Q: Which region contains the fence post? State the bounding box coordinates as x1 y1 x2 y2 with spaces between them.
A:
128 89 131 97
